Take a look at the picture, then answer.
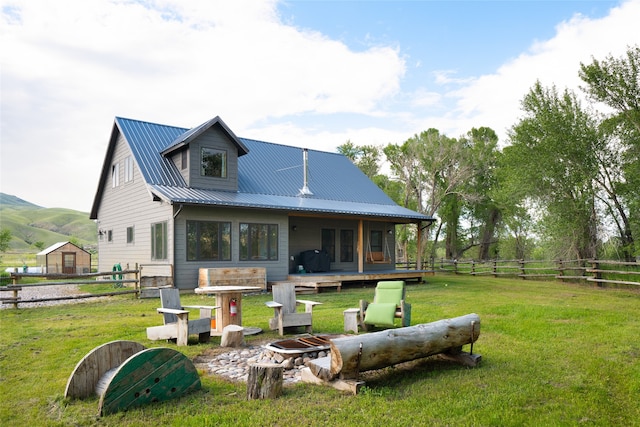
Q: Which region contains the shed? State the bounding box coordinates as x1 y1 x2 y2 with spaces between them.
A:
37 242 91 274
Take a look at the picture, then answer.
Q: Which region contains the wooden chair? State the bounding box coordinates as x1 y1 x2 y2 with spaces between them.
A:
265 283 322 336
146 288 218 346
359 281 411 331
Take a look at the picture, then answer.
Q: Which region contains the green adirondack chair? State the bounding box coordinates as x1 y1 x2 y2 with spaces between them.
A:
359 281 411 331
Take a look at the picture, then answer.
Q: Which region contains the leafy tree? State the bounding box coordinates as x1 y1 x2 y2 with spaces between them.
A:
579 45 639 258
0 228 12 253
337 140 380 179
506 82 600 260
459 127 501 260
384 129 480 262
579 45 640 135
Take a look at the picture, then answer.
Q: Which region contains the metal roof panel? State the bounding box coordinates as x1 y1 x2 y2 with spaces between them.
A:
114 117 432 222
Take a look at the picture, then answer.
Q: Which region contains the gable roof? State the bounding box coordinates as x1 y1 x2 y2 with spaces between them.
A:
90 117 432 223
37 241 88 255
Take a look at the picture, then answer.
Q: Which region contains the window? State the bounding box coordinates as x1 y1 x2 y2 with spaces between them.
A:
124 156 134 182
239 223 278 261
321 229 335 262
112 163 120 187
340 229 354 262
370 230 383 252
187 220 231 261
126 226 134 244
151 222 167 260
201 148 227 178
107 230 113 243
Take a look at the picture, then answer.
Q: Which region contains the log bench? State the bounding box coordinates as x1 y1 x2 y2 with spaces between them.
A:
302 313 482 394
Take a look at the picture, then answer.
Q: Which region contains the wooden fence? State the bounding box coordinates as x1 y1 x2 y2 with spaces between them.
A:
0 266 140 309
427 258 640 287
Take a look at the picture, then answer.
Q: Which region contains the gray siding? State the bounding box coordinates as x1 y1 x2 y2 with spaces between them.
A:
173 206 290 288
96 132 173 277
188 127 239 191
170 150 189 184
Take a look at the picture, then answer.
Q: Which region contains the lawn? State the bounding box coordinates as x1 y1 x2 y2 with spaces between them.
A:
1 276 639 426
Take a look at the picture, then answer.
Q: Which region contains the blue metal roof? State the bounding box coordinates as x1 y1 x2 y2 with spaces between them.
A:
100 117 431 222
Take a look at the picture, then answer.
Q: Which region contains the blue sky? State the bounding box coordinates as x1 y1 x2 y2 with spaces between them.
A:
1 0 638 211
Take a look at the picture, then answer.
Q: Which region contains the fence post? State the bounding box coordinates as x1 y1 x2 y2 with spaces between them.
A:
493 259 497 278
454 259 458 274
519 259 525 280
135 263 140 296
591 260 601 287
557 259 563 282
11 274 19 309
471 260 475 276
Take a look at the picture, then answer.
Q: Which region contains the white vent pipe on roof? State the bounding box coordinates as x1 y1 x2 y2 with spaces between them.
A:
298 148 313 196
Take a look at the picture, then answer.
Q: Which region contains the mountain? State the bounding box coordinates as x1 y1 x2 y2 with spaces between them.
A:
0 193 42 208
0 193 96 252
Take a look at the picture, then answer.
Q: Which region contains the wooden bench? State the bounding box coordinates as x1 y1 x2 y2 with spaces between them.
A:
199 267 266 289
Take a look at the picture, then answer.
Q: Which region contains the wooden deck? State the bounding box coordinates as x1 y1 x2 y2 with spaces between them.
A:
270 269 433 292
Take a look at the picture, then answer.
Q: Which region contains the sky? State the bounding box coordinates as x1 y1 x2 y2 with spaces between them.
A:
1 0 639 212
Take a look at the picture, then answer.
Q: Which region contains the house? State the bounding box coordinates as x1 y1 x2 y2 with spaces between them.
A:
37 241 91 274
90 116 433 290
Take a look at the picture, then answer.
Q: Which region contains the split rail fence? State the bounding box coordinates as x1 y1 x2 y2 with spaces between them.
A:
430 258 640 287
0 266 141 309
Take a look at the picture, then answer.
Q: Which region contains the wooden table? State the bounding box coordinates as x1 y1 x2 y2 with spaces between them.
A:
194 286 262 336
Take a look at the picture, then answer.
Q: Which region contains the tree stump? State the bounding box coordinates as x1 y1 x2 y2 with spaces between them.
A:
220 324 245 347
246 363 283 400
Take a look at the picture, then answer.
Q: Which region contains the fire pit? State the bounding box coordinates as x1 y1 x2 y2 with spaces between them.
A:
264 335 332 355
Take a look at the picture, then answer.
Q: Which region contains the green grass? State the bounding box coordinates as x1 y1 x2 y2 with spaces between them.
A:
1 276 639 426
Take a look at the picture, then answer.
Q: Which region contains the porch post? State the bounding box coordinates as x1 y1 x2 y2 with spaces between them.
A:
358 220 364 273
416 221 422 270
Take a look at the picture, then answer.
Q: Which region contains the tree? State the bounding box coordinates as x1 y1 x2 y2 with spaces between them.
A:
579 45 639 259
506 81 600 260
579 45 640 135
459 127 501 260
337 140 380 179
384 129 479 262
0 228 12 253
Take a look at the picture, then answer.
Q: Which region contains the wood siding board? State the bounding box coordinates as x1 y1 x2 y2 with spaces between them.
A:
96 132 173 274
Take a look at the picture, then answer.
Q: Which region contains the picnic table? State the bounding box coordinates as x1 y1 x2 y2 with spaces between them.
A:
195 286 262 336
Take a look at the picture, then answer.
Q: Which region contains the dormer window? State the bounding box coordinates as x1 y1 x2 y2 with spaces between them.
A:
201 147 227 178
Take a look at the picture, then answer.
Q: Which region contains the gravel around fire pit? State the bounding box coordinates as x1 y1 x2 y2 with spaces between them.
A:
194 343 330 385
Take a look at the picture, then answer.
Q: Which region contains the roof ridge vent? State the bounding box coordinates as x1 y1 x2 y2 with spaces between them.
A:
298 148 313 197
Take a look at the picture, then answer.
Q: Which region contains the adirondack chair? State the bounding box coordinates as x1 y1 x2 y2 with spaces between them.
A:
359 281 411 331
265 283 322 336
146 288 219 346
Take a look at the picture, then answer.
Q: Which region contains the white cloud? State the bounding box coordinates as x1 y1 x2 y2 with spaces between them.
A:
0 0 405 210
440 0 640 143
1 0 638 211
